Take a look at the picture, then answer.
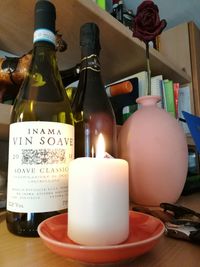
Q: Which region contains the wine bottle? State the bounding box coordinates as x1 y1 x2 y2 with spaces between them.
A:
6 0 74 237
72 22 117 158
60 64 80 87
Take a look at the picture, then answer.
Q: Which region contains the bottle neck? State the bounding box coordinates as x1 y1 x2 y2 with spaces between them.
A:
80 54 101 73
33 25 56 51
32 26 57 68
33 38 56 53
33 27 56 46
23 41 62 102
31 41 57 69
80 47 101 74
81 46 100 57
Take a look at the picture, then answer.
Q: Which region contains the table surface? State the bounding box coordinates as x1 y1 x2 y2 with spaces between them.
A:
1 193 200 267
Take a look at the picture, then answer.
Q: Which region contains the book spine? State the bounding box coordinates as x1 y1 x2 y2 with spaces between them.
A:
178 85 192 134
151 75 164 108
173 82 180 118
163 80 176 117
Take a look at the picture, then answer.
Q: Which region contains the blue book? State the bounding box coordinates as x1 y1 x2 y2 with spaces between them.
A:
182 111 200 153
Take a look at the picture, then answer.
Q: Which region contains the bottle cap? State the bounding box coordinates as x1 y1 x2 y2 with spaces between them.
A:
80 23 101 51
35 0 56 33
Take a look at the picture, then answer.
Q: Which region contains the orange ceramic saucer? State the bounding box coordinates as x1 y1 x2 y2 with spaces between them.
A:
37 211 165 265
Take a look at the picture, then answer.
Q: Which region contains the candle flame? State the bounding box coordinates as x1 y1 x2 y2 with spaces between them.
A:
96 133 105 158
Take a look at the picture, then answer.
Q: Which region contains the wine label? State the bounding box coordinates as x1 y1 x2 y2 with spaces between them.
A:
80 54 101 72
33 29 55 45
7 121 74 213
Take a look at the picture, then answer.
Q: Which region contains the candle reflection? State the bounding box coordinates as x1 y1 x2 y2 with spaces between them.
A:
84 127 90 157
95 133 105 158
91 146 94 158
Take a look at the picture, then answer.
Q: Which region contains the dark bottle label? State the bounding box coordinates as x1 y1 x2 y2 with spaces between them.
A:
80 54 100 72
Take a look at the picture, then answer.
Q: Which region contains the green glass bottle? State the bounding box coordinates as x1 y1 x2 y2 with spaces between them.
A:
6 0 74 237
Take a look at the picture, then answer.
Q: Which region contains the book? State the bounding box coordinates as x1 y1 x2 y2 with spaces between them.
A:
178 85 192 134
173 82 180 118
151 74 164 108
162 79 176 117
106 71 148 98
105 80 133 97
122 104 137 122
133 71 148 97
182 111 200 152
109 77 139 125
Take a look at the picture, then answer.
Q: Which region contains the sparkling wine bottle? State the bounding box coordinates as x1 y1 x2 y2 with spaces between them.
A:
72 22 117 158
6 0 74 237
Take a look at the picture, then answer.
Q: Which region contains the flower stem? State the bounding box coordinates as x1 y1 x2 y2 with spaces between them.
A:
146 42 151 95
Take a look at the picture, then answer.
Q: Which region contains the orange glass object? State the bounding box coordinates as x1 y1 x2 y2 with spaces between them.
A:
37 211 164 265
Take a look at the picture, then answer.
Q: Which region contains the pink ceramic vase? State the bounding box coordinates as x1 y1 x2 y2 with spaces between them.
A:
118 95 188 206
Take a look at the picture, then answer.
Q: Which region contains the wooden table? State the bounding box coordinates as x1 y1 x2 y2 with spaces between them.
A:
1 193 200 267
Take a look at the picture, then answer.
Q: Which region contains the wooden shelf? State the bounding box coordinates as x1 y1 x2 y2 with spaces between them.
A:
0 0 192 139
0 0 191 85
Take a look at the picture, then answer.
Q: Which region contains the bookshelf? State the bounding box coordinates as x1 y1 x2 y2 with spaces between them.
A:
0 0 191 139
160 21 200 117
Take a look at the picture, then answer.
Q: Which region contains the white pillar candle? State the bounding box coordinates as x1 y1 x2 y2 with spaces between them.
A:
68 157 129 246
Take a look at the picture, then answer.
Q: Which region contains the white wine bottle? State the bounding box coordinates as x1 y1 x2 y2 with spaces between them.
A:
72 23 117 158
6 0 74 237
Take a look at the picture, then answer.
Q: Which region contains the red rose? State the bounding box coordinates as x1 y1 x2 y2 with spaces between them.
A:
132 0 167 43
